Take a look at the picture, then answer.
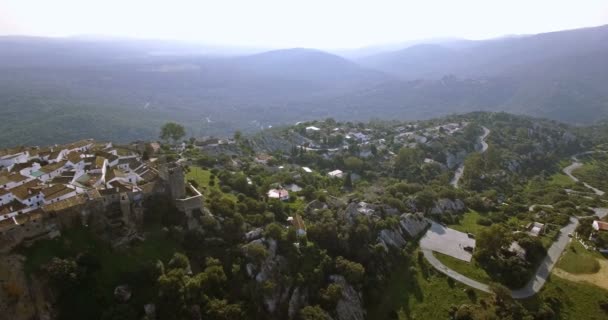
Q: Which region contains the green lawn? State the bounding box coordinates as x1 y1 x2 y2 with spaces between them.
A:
434 252 493 283
557 241 601 274
367 250 487 320
448 210 490 236
523 276 608 319
186 166 237 201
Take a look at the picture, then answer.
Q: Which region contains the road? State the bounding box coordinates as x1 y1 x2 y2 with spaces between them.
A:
421 217 579 298
450 126 490 188
424 147 606 298
563 153 605 196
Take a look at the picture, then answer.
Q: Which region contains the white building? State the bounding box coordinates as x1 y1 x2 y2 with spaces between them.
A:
268 188 290 201
327 169 344 179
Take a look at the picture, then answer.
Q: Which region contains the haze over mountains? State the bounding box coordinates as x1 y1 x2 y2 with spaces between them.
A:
1 24 608 147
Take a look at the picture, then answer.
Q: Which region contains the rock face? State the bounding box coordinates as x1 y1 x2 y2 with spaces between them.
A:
287 287 309 319
377 213 429 250
245 228 264 242
114 285 132 302
430 198 466 215
330 275 365 320
242 238 291 315
445 150 467 169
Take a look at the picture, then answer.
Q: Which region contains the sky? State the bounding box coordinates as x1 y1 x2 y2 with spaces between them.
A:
1 0 607 48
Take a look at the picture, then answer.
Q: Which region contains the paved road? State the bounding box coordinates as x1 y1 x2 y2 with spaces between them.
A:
422 218 579 298
450 126 490 188
563 153 605 196
511 217 579 298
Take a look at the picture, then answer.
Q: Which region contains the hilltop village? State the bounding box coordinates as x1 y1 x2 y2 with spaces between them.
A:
0 140 202 253
1 112 608 320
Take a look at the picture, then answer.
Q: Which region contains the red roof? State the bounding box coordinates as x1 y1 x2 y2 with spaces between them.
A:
595 220 608 231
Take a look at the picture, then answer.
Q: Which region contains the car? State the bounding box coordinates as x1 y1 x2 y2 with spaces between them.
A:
467 232 475 239
568 233 573 238
463 246 474 252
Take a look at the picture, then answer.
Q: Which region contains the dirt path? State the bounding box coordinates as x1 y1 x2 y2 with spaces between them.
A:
553 259 608 291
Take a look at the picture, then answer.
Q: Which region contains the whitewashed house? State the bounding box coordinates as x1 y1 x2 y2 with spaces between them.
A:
327 169 344 179
268 188 290 201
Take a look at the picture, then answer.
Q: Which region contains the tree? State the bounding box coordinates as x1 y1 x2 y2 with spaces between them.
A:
299 305 331 320
335 256 365 284
233 130 242 141
160 122 186 143
205 299 243 320
265 222 285 240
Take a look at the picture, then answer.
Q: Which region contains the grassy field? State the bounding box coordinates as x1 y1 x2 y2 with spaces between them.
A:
548 173 577 188
22 226 181 320
524 276 608 319
367 251 487 320
448 210 490 236
557 241 601 274
434 252 493 283
186 166 237 201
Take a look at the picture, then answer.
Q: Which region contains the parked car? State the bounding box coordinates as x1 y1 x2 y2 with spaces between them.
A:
467 232 475 239
463 246 474 252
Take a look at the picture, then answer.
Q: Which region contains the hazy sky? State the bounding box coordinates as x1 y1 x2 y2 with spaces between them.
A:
1 0 607 48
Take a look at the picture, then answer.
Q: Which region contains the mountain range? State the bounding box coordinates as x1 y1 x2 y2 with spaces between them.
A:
1 24 608 147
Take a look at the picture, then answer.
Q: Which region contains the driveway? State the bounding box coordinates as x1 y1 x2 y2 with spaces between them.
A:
420 221 476 262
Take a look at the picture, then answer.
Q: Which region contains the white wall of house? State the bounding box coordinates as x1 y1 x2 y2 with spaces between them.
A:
0 152 29 167
0 192 14 206
20 163 41 177
39 168 65 182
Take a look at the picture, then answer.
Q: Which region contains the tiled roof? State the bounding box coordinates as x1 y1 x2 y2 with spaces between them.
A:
41 184 74 200
9 180 41 200
66 151 82 164
40 161 67 174
42 194 87 212
0 200 28 215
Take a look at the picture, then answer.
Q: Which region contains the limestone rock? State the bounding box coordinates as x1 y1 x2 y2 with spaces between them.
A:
329 275 365 320
114 285 132 302
288 287 309 319
430 198 466 215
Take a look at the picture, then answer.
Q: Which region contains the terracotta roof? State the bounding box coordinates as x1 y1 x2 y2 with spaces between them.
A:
95 151 118 163
94 156 106 169
0 146 27 158
0 200 28 215
66 152 82 164
42 194 87 212
41 184 74 200
40 161 66 174
9 180 42 200
7 173 28 183
14 208 45 224
0 188 9 196
595 220 608 231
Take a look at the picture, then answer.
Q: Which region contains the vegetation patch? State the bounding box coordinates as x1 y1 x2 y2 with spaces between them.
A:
557 241 601 274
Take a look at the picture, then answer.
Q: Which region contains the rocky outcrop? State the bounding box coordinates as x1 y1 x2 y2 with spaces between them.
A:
430 198 466 215
343 201 401 225
288 287 308 319
445 150 467 169
377 213 430 250
114 285 132 302
242 238 291 314
399 213 429 238
245 228 264 242
329 275 365 320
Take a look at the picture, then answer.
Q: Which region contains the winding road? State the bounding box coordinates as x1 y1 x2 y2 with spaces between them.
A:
423 148 608 299
563 153 605 196
450 126 490 188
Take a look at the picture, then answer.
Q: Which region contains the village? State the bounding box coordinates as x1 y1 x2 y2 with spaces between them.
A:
0 139 207 252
